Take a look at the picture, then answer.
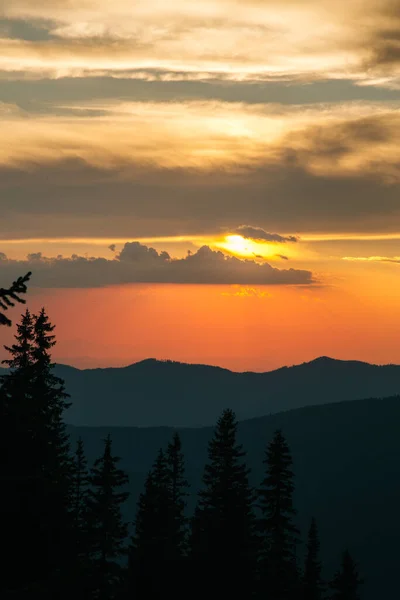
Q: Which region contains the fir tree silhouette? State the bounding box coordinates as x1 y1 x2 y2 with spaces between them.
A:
86 434 129 600
71 438 91 597
1 308 74 598
258 429 300 600
302 517 324 600
166 432 189 558
127 448 172 598
330 549 363 600
190 409 257 599
0 309 36 596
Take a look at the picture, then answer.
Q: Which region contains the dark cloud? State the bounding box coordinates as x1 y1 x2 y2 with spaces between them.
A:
0 243 314 287
1 112 399 238
363 1 400 68
108 244 116 252
1 77 399 112
0 18 55 41
234 225 298 243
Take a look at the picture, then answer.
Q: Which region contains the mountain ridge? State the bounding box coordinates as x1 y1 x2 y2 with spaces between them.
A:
2 355 400 427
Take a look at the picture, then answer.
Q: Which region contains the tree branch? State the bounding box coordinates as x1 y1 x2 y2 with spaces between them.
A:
0 272 32 326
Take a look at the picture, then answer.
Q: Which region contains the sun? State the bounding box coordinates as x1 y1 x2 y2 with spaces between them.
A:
223 235 250 255
216 235 267 258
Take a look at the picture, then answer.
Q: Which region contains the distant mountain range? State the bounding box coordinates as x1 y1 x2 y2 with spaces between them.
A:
69 395 400 600
2 355 400 427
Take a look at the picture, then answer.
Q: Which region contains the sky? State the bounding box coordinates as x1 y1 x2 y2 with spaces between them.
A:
1 0 400 371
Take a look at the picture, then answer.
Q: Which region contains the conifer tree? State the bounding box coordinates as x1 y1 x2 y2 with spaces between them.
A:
31 309 75 595
190 409 257 599
127 449 171 598
258 429 300 600
70 437 91 595
166 432 189 558
330 550 363 600
0 309 74 597
0 309 37 596
73 437 90 530
86 434 129 600
303 517 324 600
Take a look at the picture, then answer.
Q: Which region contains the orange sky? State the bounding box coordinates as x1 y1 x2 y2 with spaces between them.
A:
2 274 400 371
1 0 400 370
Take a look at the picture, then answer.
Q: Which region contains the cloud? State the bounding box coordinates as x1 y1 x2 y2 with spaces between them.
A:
0 242 314 287
0 0 399 85
0 105 399 238
342 255 400 264
108 244 116 252
234 225 298 243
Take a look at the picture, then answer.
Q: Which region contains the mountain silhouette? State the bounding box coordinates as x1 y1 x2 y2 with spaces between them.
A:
69 394 400 600
1 355 399 426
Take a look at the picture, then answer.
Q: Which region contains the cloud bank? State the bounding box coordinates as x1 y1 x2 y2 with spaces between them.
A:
0 242 314 287
235 225 298 243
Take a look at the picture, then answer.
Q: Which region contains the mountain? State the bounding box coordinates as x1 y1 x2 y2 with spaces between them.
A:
2 355 400 426
68 394 400 600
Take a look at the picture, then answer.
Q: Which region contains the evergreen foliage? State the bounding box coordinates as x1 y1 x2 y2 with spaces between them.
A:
0 272 31 326
258 429 300 600
86 434 129 599
330 550 363 600
303 517 324 600
190 408 257 598
166 432 189 557
0 308 74 597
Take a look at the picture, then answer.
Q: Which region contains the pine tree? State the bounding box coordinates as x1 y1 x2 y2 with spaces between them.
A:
31 309 75 596
86 434 129 600
258 429 300 600
0 309 74 597
330 550 363 600
190 409 257 598
166 432 189 558
0 309 37 596
70 437 91 596
127 449 172 598
73 437 90 530
302 517 324 600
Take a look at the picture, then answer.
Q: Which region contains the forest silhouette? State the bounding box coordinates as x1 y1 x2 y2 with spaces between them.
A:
0 274 364 599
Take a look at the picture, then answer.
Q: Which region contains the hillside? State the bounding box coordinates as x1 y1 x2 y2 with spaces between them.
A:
2 355 400 426
69 395 400 600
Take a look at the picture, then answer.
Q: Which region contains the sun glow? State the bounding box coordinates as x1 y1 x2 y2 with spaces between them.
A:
216 235 273 259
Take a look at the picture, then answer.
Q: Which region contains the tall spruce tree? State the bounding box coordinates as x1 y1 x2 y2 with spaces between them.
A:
258 429 300 600
127 449 172 598
166 432 189 558
73 437 90 531
86 434 129 600
31 309 75 595
70 437 91 595
0 309 36 596
190 409 257 599
302 517 324 600
0 308 74 598
330 550 363 600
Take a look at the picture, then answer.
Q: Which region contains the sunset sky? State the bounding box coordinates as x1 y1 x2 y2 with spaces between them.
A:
1 0 400 370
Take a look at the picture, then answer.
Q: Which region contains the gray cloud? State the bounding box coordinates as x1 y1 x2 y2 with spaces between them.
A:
1 112 399 238
234 225 298 243
0 242 314 287
1 77 399 112
0 18 55 41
